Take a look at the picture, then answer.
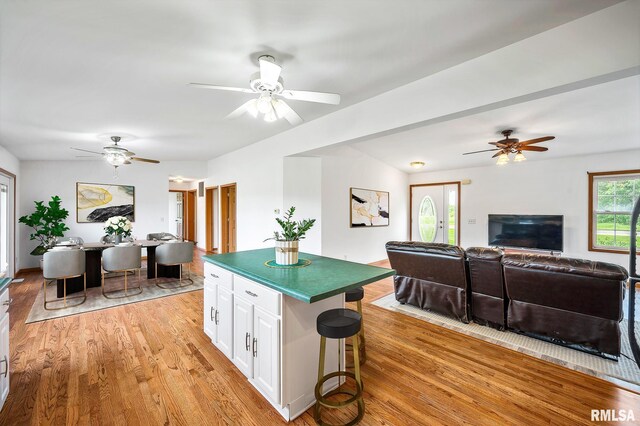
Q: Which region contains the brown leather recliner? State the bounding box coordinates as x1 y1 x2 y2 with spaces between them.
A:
502 253 628 356
466 247 506 329
385 241 469 323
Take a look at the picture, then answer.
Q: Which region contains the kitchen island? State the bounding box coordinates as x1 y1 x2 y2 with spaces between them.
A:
202 249 394 421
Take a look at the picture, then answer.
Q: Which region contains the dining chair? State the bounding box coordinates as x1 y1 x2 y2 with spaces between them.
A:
101 245 143 298
43 249 87 310
147 232 177 241
155 241 194 288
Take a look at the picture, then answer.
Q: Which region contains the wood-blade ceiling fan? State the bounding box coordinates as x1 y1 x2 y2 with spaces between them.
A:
189 55 341 126
71 136 160 168
463 130 554 164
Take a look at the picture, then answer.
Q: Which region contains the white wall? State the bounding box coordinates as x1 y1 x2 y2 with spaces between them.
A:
320 146 409 263
283 157 322 255
19 160 207 268
409 150 640 268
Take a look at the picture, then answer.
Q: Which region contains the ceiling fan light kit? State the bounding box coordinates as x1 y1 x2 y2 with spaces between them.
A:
190 54 341 126
463 129 554 165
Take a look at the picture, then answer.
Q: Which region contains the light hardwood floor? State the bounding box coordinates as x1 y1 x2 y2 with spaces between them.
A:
0 254 638 425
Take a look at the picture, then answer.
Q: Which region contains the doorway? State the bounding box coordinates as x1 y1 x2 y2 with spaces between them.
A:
205 186 219 253
410 182 460 245
168 190 197 242
0 169 15 278
220 183 237 253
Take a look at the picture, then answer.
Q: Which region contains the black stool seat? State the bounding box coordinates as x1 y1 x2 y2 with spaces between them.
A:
345 287 364 302
317 308 361 339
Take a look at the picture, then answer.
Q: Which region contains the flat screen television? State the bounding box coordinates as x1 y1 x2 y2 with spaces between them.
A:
488 214 563 252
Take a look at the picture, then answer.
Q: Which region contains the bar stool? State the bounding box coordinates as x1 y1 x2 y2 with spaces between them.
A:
315 308 365 426
345 287 366 366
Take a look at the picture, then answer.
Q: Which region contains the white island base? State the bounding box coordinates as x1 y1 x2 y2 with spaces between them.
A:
203 262 344 421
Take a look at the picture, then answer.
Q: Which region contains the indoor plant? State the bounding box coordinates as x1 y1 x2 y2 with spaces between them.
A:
19 195 70 256
104 216 132 244
266 206 315 265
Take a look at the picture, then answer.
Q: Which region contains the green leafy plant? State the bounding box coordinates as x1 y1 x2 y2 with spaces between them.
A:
19 195 70 255
265 206 315 241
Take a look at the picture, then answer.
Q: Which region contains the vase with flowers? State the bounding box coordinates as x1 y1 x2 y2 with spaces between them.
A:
104 216 132 244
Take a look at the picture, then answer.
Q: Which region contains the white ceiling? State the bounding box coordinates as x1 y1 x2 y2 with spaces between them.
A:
345 75 640 173
0 0 618 161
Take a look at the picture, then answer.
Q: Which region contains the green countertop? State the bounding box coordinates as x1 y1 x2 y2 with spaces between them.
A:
202 249 395 303
0 278 11 294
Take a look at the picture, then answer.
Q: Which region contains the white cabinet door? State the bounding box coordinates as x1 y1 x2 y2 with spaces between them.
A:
216 286 233 358
232 297 253 378
253 307 279 404
203 283 217 341
0 312 9 409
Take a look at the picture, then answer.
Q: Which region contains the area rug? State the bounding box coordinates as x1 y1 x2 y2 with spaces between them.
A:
372 292 640 390
26 271 204 323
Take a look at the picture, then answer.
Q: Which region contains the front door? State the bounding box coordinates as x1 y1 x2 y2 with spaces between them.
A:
411 183 459 245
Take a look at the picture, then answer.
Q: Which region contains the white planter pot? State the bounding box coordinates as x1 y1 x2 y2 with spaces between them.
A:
275 240 299 265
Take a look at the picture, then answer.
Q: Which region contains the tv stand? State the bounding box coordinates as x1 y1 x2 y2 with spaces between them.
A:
498 247 562 256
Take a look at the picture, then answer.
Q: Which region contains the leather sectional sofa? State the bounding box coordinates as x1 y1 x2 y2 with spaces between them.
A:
385 241 629 357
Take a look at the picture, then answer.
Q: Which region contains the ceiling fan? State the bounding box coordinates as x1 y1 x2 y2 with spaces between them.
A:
72 136 160 169
463 130 555 165
189 55 341 125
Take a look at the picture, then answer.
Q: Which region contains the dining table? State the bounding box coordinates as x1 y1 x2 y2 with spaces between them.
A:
54 239 181 298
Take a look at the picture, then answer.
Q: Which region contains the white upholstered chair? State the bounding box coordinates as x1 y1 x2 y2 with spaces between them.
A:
42 249 86 310
101 245 143 298
155 241 194 288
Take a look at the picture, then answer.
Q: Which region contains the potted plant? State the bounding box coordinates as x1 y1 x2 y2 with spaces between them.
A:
266 206 315 265
104 216 132 244
19 196 70 266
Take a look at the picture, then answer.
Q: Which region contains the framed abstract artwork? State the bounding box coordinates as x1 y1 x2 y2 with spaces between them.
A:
76 182 135 223
350 188 389 227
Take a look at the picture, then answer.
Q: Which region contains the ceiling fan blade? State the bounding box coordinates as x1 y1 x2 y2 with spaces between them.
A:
519 146 548 152
130 157 160 164
71 147 103 155
273 99 303 126
225 98 259 120
75 155 100 158
279 89 341 105
259 57 282 87
462 148 500 155
492 150 506 158
519 136 555 146
188 83 255 94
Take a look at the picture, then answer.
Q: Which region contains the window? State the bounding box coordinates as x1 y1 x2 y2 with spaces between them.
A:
448 189 457 245
419 196 437 242
589 170 640 253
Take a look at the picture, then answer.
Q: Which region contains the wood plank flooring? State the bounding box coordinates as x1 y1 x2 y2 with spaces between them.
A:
0 255 639 425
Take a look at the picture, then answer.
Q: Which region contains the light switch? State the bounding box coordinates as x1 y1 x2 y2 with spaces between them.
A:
468 218 476 225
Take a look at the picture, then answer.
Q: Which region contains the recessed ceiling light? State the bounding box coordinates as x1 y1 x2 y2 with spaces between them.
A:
410 161 425 169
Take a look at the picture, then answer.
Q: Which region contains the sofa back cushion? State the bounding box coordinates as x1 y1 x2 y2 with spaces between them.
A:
466 247 504 298
385 241 467 289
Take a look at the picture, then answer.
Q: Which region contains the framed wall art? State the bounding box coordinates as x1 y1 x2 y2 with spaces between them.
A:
76 182 135 223
350 187 389 227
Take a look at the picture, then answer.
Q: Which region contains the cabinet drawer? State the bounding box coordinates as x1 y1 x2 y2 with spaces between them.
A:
234 275 280 317
0 289 8 316
204 262 233 290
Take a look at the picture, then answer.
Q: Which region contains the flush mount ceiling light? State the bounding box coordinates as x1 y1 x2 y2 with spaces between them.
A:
410 161 425 169
189 55 341 126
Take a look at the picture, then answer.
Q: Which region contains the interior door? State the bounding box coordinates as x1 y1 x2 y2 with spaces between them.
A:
252 307 279 404
185 190 196 242
233 296 254 378
220 184 237 253
216 286 233 358
411 183 459 245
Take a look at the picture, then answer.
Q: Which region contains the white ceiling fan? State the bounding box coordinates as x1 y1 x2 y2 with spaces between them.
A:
71 136 160 170
189 55 341 125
